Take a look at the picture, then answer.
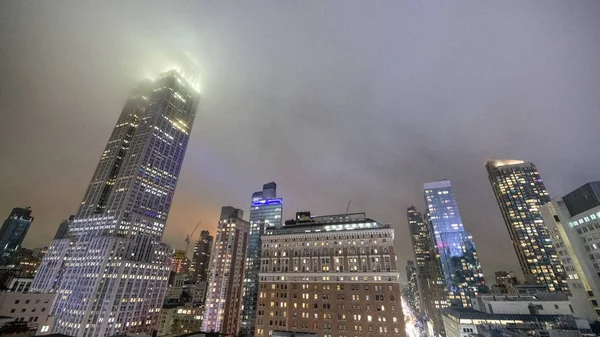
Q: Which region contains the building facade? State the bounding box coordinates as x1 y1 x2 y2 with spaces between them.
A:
424 180 486 308
202 206 250 335
485 160 568 291
254 212 403 337
172 249 190 274
0 207 34 265
540 183 600 321
53 216 73 241
157 305 203 336
404 260 419 313
0 292 55 331
31 66 200 337
241 182 283 336
190 230 213 284
407 205 430 313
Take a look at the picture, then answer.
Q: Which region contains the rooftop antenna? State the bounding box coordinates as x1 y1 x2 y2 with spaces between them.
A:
346 199 352 214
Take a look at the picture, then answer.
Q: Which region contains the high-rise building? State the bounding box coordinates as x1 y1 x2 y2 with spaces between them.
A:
52 215 73 241
190 230 213 284
407 205 447 336
172 249 190 274
254 212 403 337
540 181 600 322
31 65 200 337
241 182 283 336
485 160 568 291
407 205 431 312
202 206 250 335
424 180 486 307
0 207 34 265
405 260 419 313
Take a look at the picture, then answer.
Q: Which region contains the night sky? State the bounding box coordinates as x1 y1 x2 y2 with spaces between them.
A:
1 1 600 282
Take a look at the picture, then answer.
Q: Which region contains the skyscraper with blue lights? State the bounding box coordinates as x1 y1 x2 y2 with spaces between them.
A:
424 180 486 307
31 65 200 337
241 182 283 337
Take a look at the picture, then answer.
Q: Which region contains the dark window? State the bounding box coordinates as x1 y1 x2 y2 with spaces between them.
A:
554 215 560 222
554 305 559 309
592 300 599 307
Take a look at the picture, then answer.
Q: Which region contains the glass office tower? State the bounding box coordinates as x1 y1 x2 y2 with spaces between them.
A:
0 207 34 265
424 180 486 307
240 182 283 337
32 65 200 337
486 160 568 292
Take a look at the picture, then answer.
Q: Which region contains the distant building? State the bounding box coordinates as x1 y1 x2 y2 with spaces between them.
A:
241 182 283 337
541 182 600 322
0 207 34 265
254 212 403 337
485 160 568 291
172 250 190 274
190 230 213 284
201 207 249 335
424 180 487 307
495 271 519 287
157 305 203 336
407 205 447 335
52 215 73 241
405 260 419 312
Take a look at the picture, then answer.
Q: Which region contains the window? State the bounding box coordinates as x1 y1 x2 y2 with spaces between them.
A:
554 305 559 309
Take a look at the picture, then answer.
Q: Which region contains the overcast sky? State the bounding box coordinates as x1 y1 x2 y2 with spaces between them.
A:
1 1 600 282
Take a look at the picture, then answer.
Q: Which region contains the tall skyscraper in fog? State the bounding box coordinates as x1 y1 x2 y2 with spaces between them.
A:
0 207 34 265
486 160 568 292
202 206 250 335
32 65 200 337
424 180 486 307
241 182 283 336
190 230 213 284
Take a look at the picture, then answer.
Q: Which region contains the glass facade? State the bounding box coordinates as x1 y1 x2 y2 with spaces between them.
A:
486 160 568 292
424 180 486 308
241 182 283 337
0 207 34 265
31 67 199 337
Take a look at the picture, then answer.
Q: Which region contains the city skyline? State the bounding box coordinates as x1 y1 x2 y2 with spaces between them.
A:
2 1 600 284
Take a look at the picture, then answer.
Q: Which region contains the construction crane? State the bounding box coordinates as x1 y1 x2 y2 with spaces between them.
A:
185 221 201 259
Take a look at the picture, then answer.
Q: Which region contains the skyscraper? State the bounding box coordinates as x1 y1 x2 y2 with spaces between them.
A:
424 180 486 307
202 206 250 335
190 230 213 284
407 205 430 312
31 66 200 337
540 181 600 321
405 260 419 313
0 207 34 265
485 160 568 292
407 205 447 336
241 182 283 336
53 215 73 240
254 212 403 337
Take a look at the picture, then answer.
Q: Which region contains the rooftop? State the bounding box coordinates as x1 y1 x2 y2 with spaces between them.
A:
442 307 577 324
486 160 526 168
